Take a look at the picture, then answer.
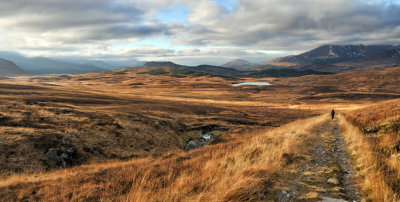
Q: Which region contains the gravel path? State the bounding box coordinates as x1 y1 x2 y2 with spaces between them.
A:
274 118 362 201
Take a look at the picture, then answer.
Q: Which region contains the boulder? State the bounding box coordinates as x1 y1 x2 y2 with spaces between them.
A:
327 178 340 185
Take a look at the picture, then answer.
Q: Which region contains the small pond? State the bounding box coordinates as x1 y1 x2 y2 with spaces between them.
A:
231 82 272 87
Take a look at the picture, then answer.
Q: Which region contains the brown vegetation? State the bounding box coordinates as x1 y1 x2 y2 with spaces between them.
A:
2 66 400 200
341 99 400 201
0 115 326 201
0 69 319 178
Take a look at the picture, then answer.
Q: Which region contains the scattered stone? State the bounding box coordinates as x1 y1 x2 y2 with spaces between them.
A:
67 148 76 155
296 182 307 186
328 178 340 185
46 148 66 164
0 115 10 122
62 134 72 145
184 138 208 151
62 108 74 114
184 132 216 151
321 197 347 202
46 147 76 166
114 121 123 129
25 100 38 105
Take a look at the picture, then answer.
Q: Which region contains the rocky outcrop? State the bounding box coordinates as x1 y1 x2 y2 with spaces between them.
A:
45 133 77 166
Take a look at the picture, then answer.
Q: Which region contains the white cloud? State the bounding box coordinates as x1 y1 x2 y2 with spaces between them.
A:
0 0 399 64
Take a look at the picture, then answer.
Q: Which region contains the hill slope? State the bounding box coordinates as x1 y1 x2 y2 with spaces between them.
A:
0 52 104 74
142 61 331 78
272 45 400 73
222 59 255 69
0 58 29 76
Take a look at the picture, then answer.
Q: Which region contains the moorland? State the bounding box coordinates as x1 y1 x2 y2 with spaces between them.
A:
0 45 399 201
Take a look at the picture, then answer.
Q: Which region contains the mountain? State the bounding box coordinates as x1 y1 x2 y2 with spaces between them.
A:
0 58 30 76
333 45 400 71
271 45 400 73
222 59 255 69
28 57 104 74
0 52 105 74
76 60 115 70
143 61 241 77
142 61 331 78
277 45 393 65
143 61 182 68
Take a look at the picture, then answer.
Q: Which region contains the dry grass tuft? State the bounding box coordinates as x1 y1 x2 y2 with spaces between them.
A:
339 114 399 201
0 115 327 201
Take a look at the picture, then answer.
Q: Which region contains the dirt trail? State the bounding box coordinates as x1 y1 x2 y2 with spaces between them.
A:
272 118 361 201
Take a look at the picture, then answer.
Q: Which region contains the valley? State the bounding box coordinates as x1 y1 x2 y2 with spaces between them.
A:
0 63 399 201
1 0 400 200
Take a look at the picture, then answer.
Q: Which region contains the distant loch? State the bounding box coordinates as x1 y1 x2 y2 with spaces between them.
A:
231 82 272 87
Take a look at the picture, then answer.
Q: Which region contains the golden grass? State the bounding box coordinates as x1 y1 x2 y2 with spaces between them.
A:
339 114 399 201
0 115 327 201
125 115 327 201
345 99 400 128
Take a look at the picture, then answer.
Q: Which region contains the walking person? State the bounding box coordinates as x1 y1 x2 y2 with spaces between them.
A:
331 109 335 119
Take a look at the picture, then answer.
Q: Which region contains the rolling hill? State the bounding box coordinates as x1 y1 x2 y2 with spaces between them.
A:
0 58 30 76
222 59 255 69
1 65 400 200
0 52 105 74
270 45 400 73
142 61 332 78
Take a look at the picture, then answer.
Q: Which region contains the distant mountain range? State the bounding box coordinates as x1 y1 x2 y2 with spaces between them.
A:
0 52 109 74
269 45 400 72
1 44 400 76
0 58 30 76
142 61 332 78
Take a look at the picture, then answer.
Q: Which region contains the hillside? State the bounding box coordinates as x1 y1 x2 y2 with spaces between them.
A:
0 52 105 74
143 61 241 77
0 68 322 178
340 99 400 200
142 61 332 78
0 115 333 201
222 59 255 69
0 58 29 76
0 65 399 200
271 45 400 73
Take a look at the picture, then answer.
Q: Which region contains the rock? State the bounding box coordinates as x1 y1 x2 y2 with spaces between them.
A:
327 178 340 185
46 147 76 166
0 115 9 122
114 121 122 129
184 139 208 151
25 100 38 105
321 197 347 202
46 148 65 164
67 147 75 154
281 190 287 195
62 134 72 145
296 182 307 186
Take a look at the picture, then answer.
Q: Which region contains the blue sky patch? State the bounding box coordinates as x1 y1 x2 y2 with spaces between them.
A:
156 4 191 24
212 0 237 12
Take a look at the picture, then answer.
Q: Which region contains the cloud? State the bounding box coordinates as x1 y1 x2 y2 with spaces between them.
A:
0 0 399 64
174 0 400 51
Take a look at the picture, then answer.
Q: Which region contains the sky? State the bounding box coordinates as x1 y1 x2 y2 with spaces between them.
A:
0 0 400 66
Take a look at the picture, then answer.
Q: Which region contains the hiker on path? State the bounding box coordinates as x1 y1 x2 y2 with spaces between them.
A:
331 109 335 119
